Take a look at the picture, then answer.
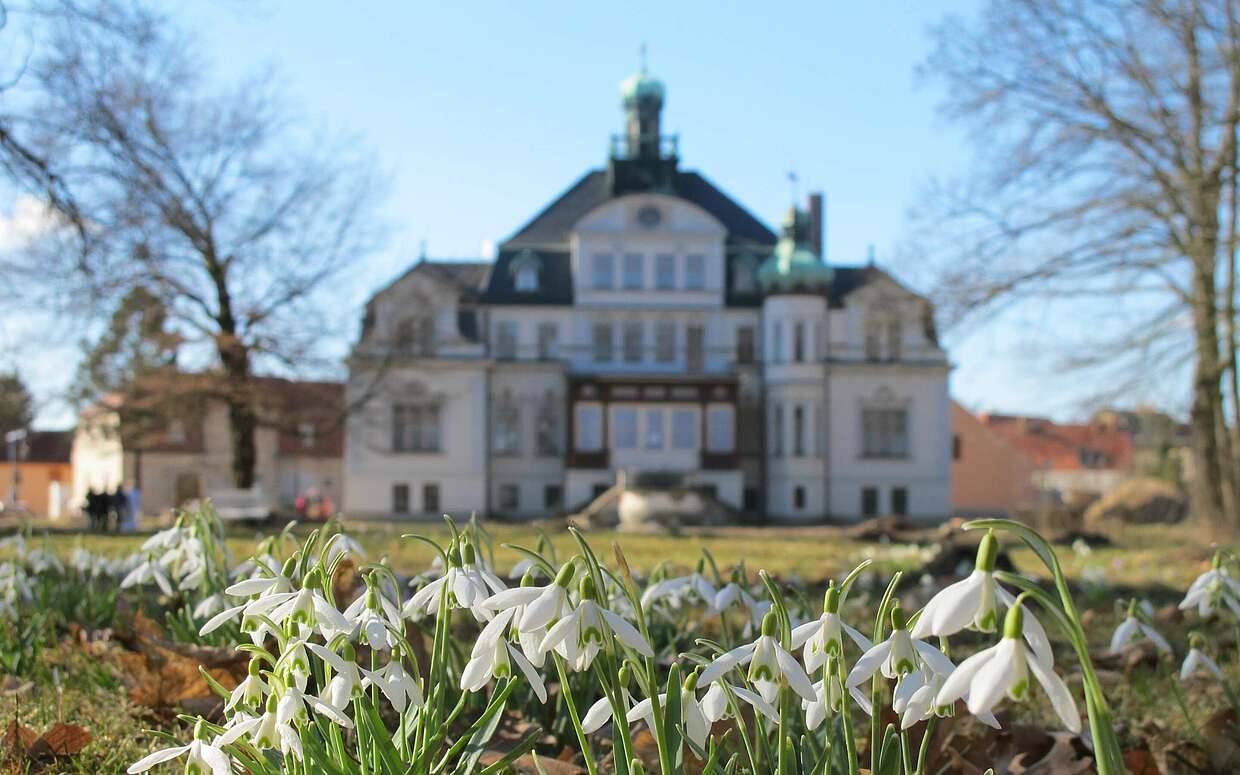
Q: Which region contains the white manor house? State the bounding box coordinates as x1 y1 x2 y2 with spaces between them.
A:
344 69 951 524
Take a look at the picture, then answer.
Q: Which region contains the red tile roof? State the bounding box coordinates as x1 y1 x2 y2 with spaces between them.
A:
979 414 1135 472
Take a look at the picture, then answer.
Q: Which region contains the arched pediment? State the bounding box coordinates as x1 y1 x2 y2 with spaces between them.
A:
572 193 726 238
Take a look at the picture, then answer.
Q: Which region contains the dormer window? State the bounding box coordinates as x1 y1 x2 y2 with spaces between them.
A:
510 249 541 293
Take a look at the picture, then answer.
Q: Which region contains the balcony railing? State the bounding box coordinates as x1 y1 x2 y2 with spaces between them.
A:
609 133 679 161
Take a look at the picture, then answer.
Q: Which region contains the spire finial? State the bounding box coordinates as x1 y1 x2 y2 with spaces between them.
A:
418 239 427 261
787 168 800 207
639 42 648 73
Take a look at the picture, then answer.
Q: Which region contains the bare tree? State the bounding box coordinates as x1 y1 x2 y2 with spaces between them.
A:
919 0 1240 526
7 1 384 488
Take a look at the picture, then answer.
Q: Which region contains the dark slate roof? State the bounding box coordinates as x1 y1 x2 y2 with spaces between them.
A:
419 261 491 301
503 170 777 249
366 259 491 340
828 265 886 308
479 250 574 305
0 430 72 463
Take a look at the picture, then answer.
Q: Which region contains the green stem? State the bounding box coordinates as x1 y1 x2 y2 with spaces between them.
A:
553 654 599 775
1163 661 1204 745
914 716 936 775
837 657 859 775
777 688 787 775
899 729 912 775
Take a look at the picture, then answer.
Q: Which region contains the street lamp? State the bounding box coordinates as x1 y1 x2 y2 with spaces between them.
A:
4 429 27 510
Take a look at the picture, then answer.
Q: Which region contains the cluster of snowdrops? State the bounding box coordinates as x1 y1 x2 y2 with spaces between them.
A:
4 509 1238 775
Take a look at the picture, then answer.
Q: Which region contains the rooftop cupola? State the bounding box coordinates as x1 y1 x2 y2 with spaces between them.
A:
608 52 679 195
757 206 834 295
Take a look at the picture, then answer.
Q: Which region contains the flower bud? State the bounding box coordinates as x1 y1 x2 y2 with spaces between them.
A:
760 611 779 637
618 664 632 689
579 574 597 601
975 530 998 573
889 603 907 631
823 581 840 614
520 569 536 588
280 556 297 579
192 718 209 741
460 541 476 566
554 560 576 589
1003 599 1025 639
683 668 700 692
247 657 262 678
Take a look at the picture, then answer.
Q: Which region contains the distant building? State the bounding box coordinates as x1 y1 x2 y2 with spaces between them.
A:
950 402 1039 517
345 68 952 523
0 430 73 518
978 413 1135 500
72 377 344 516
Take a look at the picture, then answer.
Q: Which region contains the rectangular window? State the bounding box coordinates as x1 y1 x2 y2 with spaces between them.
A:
299 422 315 449
862 407 910 459
793 405 806 457
613 408 638 449
392 484 410 514
574 404 603 451
793 321 806 362
736 325 755 364
655 254 676 290
544 485 563 510
623 321 644 363
887 321 902 361
686 325 704 372
592 322 613 362
498 483 519 512
892 486 908 516
536 397 561 456
793 485 806 510
684 254 705 290
865 321 881 361
423 483 440 514
622 253 644 289
592 253 614 290
672 408 697 450
493 401 520 456
537 322 558 360
393 405 441 452
655 322 676 363
644 408 665 450
861 486 879 517
773 322 784 363
772 404 784 457
706 405 734 453
495 321 518 360
952 434 962 461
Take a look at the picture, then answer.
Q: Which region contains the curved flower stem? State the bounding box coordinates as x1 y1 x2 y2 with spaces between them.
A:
719 681 760 774
964 519 1123 775
553 653 598 775
836 657 859 775
870 572 902 774
914 716 936 775
820 664 832 775
777 688 788 775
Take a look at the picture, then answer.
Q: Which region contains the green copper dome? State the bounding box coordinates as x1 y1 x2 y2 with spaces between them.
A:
620 68 665 104
757 207 833 294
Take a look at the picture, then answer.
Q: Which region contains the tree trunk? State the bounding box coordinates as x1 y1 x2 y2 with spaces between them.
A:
1189 226 1231 525
1227 148 1240 505
218 335 257 490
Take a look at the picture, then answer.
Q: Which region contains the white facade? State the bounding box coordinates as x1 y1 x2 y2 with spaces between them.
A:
344 72 951 523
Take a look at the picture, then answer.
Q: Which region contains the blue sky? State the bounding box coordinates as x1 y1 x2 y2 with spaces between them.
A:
6 1 1143 426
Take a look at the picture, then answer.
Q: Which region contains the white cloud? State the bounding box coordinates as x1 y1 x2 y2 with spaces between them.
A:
0 195 59 252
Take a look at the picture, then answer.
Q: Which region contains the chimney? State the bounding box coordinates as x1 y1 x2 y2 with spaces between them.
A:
807 192 824 259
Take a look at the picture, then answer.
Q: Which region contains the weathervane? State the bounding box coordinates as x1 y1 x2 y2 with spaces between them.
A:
787 168 800 206
639 42 648 72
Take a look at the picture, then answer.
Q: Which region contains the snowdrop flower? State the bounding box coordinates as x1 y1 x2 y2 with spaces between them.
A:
128 720 231 774
322 532 367 565
699 612 817 705
539 576 653 672
1180 635 1224 681
140 524 185 554
193 593 229 621
227 659 268 712
481 570 563 667
308 641 365 711
404 542 505 621
1180 555 1240 619
641 569 718 612
343 576 403 650
791 582 872 674
626 672 726 752
259 569 352 641
912 531 1053 665
1109 600 1171 655
363 649 424 714
24 549 63 575
847 606 955 689
893 666 1000 730
120 557 173 596
226 557 295 599
714 579 771 629
461 607 547 701
936 598 1080 733
803 662 873 730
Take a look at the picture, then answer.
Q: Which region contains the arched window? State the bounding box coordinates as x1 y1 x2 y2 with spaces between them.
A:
510 249 541 293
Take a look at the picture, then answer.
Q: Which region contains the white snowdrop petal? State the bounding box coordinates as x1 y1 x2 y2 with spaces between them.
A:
698 642 756 686
936 644 998 707
774 643 818 703
581 697 615 733
601 609 654 657
1027 648 1081 733
846 640 893 688
965 640 1016 717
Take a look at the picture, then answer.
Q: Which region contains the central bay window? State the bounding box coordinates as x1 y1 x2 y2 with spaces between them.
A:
623 321 644 363
495 320 517 360
575 403 603 451
537 322 558 360
793 405 806 457
793 321 806 362
685 254 705 290
671 408 697 449
861 406 909 459
706 404 735 452
644 408 665 449
622 253 644 289
393 404 441 452
493 395 520 456
535 392 561 456
613 407 638 449
655 321 676 363
655 254 675 290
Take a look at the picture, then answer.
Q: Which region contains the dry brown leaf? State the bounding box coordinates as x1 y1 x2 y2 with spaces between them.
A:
1 722 37 756
1123 747 1161 775
1009 734 1092 774
1203 708 1240 772
28 724 91 758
